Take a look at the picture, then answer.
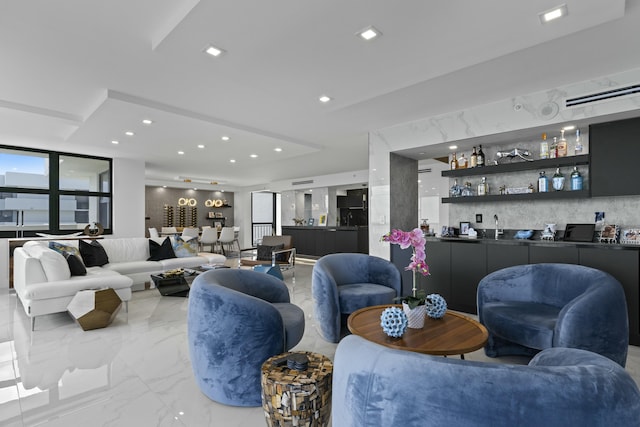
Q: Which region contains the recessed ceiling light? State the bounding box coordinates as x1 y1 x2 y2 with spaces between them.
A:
111 140 119 144
539 4 568 24
250 154 258 158
197 144 205 149
319 95 332 103
162 185 167 188
274 147 282 152
562 125 576 131
448 145 458 150
204 44 225 57
221 136 230 141
358 26 382 41
178 151 184 155
125 131 135 136
230 159 236 163
142 119 153 125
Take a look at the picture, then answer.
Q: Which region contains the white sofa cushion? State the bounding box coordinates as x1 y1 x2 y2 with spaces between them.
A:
98 237 149 264
22 242 71 282
159 256 209 270
102 260 162 275
20 268 131 300
198 252 227 265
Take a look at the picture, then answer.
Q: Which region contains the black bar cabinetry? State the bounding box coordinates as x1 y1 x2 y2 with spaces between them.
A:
590 116 640 197
418 238 640 346
282 226 368 257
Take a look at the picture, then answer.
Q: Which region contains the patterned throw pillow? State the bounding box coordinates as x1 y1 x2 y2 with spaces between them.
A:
172 236 198 258
49 241 81 258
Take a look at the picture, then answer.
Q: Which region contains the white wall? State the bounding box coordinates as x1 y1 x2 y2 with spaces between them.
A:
111 157 145 238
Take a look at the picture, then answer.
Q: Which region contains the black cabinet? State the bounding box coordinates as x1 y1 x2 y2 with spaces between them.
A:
281 226 366 257
486 243 528 273
422 241 452 301
426 238 640 346
529 245 579 264
590 117 640 197
450 243 487 314
579 248 640 346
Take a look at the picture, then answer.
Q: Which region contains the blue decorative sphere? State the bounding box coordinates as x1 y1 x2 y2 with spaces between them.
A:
426 294 447 319
380 307 408 338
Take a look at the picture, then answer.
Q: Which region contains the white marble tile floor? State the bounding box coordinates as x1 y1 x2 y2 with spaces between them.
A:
0 261 638 426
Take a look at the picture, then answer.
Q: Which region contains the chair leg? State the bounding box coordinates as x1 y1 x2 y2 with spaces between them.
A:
31 316 36 331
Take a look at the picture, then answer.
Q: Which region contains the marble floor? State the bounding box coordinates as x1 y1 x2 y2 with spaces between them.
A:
1 260 639 426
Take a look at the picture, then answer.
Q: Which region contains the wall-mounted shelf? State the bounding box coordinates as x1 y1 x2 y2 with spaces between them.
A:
442 154 590 178
442 189 590 204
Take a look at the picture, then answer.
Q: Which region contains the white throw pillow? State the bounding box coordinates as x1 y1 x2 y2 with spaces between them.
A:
23 243 71 282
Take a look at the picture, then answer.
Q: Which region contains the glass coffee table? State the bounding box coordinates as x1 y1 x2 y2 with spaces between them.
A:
347 304 488 358
151 265 229 297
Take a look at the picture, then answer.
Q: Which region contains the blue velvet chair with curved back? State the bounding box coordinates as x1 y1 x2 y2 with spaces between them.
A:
312 253 402 343
477 263 629 367
187 269 305 406
332 335 640 427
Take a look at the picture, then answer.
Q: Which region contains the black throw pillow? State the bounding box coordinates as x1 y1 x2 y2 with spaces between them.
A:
257 243 285 261
64 252 87 276
79 240 109 267
148 238 176 261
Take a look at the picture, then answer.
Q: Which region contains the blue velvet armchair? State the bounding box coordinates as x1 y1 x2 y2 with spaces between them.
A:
332 335 640 427
312 253 401 343
477 263 629 366
187 269 305 406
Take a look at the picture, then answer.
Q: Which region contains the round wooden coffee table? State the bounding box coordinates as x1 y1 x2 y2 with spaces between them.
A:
347 304 488 358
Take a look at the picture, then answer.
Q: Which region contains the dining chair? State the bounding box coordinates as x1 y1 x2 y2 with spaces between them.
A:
199 227 219 253
148 227 160 238
218 227 237 255
161 226 178 235
182 227 200 240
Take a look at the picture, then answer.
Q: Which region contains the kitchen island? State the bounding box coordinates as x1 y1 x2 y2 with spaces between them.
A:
282 226 368 258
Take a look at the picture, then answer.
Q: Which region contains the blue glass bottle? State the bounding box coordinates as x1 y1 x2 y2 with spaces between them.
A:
570 167 583 190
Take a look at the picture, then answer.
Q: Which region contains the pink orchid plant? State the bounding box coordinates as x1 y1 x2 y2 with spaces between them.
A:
381 228 429 276
382 228 430 307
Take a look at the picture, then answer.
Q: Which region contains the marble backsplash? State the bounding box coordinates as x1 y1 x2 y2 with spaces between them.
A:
449 194 640 234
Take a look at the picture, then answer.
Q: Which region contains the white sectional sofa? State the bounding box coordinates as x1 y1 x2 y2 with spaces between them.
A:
13 237 226 330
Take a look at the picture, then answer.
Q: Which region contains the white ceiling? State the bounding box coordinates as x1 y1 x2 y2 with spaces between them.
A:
1 0 638 190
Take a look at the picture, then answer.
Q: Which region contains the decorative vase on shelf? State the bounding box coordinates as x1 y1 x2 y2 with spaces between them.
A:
402 302 426 329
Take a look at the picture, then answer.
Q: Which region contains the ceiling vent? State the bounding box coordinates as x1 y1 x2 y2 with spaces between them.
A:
418 168 432 173
292 179 314 186
566 84 640 108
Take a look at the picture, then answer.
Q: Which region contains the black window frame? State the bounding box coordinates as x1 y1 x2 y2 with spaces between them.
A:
0 144 113 238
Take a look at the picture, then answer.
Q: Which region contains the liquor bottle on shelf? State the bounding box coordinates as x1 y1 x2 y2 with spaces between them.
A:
549 137 558 159
477 177 488 196
570 167 583 190
450 152 458 170
458 153 467 169
450 179 462 197
470 146 478 168
538 171 549 193
540 133 549 159
477 145 485 167
557 129 568 157
461 182 475 197
552 167 565 191
574 129 583 155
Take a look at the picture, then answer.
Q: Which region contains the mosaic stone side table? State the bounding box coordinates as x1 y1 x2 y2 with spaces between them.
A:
261 352 332 427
